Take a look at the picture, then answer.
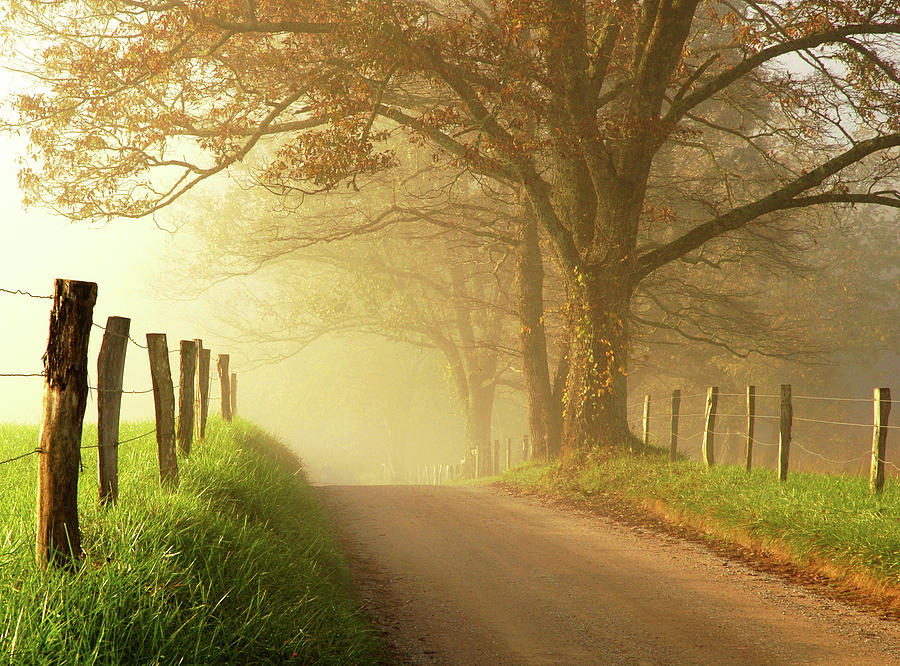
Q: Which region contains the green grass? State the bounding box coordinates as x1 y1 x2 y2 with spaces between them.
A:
0 419 380 665
503 447 900 587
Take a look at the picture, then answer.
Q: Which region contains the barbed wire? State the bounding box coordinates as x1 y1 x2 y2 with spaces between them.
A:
0 372 45 378
89 384 183 395
91 322 149 350
794 394 890 403
715 413 780 419
677 430 708 441
81 428 157 450
1 428 159 466
0 448 42 465
794 416 900 429
792 440 870 466
0 287 52 300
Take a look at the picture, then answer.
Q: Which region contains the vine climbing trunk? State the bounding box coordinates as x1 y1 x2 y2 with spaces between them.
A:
561 269 632 457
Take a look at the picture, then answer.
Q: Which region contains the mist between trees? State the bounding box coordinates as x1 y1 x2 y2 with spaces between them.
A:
1 1 899 480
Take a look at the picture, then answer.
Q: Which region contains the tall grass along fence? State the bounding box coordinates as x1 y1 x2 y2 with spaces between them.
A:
0 279 240 568
628 385 895 494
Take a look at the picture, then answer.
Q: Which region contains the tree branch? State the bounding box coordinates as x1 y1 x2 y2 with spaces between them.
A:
634 133 900 280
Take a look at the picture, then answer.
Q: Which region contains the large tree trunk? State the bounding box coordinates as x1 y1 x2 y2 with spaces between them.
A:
561 269 633 457
516 214 557 462
465 380 496 477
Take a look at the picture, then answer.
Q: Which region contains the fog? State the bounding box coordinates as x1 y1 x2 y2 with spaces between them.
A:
0 137 526 482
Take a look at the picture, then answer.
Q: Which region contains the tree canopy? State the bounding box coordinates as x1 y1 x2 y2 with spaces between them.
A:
4 0 900 453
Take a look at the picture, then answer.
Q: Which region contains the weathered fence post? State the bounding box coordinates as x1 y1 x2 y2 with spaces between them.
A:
195 342 210 439
745 385 756 472
36 279 97 568
870 387 892 494
669 389 681 462
97 315 129 506
702 386 718 467
642 394 651 446
506 437 511 471
177 340 197 456
493 439 500 475
147 334 178 487
217 354 232 421
778 384 792 482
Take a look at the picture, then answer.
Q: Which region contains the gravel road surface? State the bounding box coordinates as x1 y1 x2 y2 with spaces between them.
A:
318 485 899 665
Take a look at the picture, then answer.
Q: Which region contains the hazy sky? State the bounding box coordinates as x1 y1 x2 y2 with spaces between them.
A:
0 68 227 424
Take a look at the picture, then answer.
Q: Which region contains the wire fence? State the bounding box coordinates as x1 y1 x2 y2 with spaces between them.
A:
1 278 244 567
627 385 897 480
0 429 159 467
1 282 233 469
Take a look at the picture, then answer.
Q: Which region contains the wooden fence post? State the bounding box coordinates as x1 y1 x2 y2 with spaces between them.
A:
506 437 511 471
745 385 756 472
702 386 718 467
195 342 210 439
230 372 237 418
217 354 232 421
493 439 500 475
36 279 97 568
870 387 892 494
642 394 651 446
147 334 178 487
474 447 479 479
778 384 792 482
177 340 197 456
97 316 129 506
669 389 680 462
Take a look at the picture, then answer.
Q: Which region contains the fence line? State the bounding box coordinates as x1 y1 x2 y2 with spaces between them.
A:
634 383 894 494
1 279 240 567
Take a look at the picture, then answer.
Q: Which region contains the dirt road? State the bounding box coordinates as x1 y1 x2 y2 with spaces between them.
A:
318 485 900 665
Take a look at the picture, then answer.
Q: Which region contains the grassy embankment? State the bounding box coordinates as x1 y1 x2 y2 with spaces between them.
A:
0 419 380 664
501 446 900 607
